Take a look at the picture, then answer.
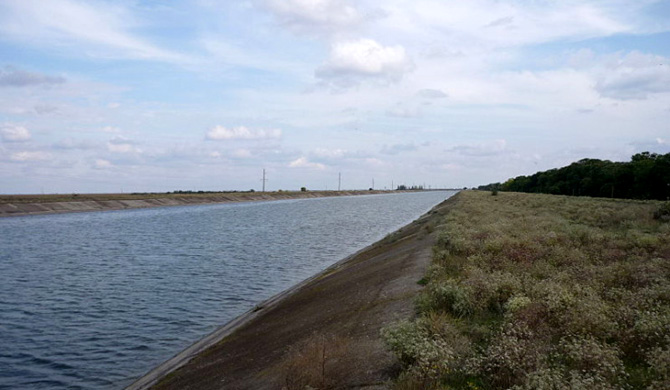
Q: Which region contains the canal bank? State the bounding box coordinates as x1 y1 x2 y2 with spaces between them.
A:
127 192 459 390
0 190 415 218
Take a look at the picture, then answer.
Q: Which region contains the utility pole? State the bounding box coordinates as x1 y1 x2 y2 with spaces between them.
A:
338 172 341 191
392 180 394 190
372 178 375 190
261 168 267 192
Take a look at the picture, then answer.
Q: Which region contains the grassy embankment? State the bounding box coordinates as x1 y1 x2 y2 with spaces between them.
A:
383 191 670 389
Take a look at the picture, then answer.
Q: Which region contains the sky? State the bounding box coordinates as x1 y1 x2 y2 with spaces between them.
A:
0 0 669 194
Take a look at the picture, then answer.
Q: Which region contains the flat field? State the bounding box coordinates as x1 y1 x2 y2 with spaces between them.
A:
384 191 670 389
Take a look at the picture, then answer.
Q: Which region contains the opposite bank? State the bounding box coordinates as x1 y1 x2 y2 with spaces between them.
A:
0 190 404 218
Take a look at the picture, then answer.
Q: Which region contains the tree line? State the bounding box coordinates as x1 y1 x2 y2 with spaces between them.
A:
479 152 670 200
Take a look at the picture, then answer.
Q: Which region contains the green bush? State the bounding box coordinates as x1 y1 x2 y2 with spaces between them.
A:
653 202 670 221
647 337 670 390
423 280 474 317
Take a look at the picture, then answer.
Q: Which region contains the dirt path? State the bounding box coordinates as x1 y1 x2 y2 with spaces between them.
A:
126 195 456 390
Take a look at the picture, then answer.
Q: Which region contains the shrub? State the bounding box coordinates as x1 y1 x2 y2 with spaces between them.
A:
630 309 670 352
504 294 532 315
423 280 474 317
653 202 670 221
512 368 621 390
556 335 625 381
647 337 670 390
381 320 455 378
280 334 353 390
476 321 550 388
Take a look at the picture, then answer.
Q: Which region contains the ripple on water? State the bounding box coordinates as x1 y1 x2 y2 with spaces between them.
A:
0 191 454 389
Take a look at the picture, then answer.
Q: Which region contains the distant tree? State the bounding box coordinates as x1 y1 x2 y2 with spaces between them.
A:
300 187 307 192
480 152 670 201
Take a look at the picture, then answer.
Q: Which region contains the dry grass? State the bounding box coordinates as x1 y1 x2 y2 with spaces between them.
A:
383 191 670 389
279 334 355 390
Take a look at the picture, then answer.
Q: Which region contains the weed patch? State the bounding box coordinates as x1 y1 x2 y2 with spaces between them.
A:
279 334 354 390
383 191 670 389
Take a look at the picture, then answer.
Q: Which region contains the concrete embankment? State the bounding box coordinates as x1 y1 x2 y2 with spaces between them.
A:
126 192 458 390
0 190 395 218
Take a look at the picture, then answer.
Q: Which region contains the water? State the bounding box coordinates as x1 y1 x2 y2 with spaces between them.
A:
0 191 454 389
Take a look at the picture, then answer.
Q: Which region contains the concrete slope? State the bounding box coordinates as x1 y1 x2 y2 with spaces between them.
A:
0 190 396 218
125 194 457 390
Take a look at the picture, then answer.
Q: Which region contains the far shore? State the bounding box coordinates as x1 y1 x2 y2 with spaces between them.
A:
0 189 450 218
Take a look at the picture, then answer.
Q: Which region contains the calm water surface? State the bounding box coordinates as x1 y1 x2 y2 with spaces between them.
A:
0 191 454 389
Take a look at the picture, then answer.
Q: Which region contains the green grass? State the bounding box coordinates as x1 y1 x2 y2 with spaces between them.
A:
383 191 670 389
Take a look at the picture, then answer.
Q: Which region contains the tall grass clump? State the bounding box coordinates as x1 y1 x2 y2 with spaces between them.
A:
383 191 670 389
280 334 355 390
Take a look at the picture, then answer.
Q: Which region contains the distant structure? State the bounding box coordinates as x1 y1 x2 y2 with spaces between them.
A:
396 184 425 190
261 169 267 192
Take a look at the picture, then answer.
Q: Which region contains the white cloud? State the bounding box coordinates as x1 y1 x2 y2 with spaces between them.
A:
315 38 414 87
289 156 326 169
448 139 508 157
232 149 253 158
416 88 447 99
313 148 347 158
34 104 59 114
10 151 49 161
107 143 135 153
364 157 386 167
100 126 120 134
0 0 667 193
1 124 31 142
0 66 65 87
206 125 282 140
391 0 630 50
263 0 362 34
0 0 184 62
53 138 97 150
94 158 113 169
485 15 514 28
381 143 418 155
386 103 421 118
595 52 670 100
107 136 141 154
